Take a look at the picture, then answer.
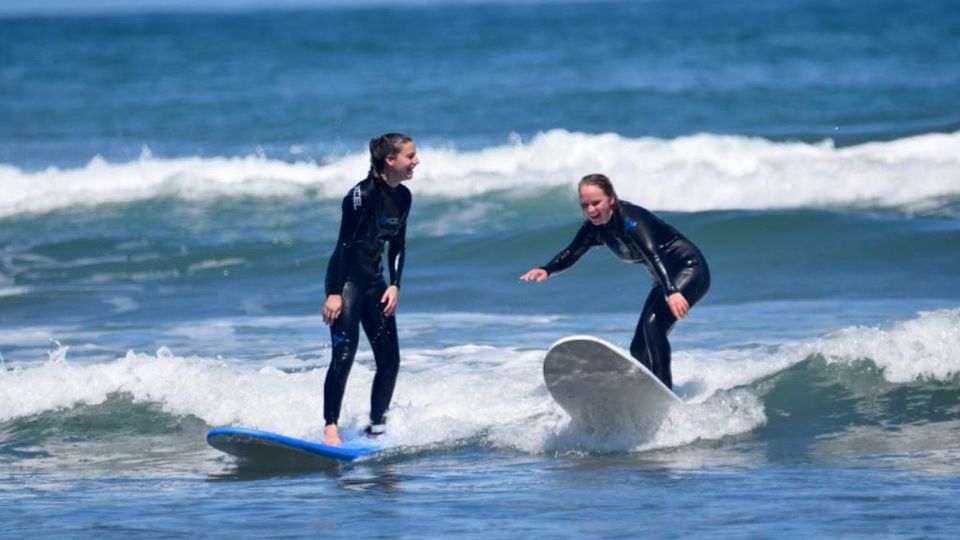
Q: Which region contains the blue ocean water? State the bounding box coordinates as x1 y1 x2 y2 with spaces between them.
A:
1 0 959 537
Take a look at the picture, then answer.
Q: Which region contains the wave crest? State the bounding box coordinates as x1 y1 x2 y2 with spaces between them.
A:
3 130 959 218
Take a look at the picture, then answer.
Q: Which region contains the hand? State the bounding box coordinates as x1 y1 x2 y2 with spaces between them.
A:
666 292 690 320
519 268 548 282
381 285 399 316
323 294 343 325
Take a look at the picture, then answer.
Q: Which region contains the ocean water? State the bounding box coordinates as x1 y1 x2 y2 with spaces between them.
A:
2 0 959 537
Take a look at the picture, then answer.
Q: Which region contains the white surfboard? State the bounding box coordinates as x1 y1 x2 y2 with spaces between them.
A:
543 335 683 435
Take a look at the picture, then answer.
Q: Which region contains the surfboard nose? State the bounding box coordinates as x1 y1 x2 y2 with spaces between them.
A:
543 336 683 436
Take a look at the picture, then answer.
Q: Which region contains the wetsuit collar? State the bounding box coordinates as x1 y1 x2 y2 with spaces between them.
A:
371 171 401 190
600 205 625 230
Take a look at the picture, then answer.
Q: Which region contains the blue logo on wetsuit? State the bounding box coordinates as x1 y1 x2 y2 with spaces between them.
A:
380 213 401 226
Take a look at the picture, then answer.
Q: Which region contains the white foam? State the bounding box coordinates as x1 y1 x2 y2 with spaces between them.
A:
186 258 246 275
807 308 960 383
102 295 140 314
0 341 765 454
677 308 960 393
0 346 330 434
0 325 68 349
0 151 365 218
0 308 954 454
0 286 30 298
2 129 958 218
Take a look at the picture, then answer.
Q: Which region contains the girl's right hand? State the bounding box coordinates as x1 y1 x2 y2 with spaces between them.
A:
323 294 343 325
666 292 690 320
519 268 548 282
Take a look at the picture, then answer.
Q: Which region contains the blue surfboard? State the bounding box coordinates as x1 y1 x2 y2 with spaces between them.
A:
207 426 381 466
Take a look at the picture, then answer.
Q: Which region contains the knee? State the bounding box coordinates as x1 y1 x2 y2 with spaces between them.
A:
629 334 653 369
377 353 400 377
331 332 351 351
328 344 356 374
643 312 669 340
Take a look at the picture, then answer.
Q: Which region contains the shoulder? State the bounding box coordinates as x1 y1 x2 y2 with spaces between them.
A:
619 200 650 217
618 201 656 226
397 183 412 203
343 178 376 211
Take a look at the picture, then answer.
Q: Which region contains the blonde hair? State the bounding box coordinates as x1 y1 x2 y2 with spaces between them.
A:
578 173 619 204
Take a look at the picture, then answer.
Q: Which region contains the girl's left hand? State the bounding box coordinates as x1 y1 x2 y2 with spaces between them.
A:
667 292 690 319
381 285 400 316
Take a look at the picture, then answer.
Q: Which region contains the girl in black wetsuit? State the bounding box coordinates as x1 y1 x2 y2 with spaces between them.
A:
321 133 417 446
521 174 710 391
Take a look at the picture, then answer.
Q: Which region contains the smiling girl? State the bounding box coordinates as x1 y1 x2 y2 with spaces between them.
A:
520 173 710 391
322 133 417 445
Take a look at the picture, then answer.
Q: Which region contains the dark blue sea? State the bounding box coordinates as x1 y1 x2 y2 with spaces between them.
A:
1 0 959 537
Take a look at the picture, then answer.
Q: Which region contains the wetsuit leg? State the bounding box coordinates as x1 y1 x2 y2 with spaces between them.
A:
630 290 676 388
324 281 363 425
629 263 711 389
359 282 400 426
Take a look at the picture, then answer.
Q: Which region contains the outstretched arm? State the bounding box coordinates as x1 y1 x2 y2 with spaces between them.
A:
520 222 597 282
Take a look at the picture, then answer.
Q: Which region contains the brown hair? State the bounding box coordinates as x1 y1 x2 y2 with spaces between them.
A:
578 173 619 204
369 132 413 175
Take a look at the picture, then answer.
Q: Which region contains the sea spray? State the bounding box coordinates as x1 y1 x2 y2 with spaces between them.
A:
2 130 959 218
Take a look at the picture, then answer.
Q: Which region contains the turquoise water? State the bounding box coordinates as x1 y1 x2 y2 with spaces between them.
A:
2 0 959 537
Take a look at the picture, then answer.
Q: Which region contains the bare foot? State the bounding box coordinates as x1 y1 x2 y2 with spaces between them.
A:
323 424 342 446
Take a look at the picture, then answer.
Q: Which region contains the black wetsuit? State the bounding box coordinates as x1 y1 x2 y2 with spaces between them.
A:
541 201 710 389
324 172 411 426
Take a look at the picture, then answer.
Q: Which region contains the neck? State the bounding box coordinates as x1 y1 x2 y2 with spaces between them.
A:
601 206 620 227
374 170 402 188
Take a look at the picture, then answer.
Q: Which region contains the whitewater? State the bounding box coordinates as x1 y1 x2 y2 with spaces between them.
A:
3 130 959 218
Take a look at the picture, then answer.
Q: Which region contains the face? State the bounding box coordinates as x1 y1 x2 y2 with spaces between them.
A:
384 141 419 183
579 184 616 225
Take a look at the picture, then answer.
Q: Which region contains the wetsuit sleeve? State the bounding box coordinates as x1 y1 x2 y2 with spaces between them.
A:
541 222 599 276
387 195 410 289
624 212 679 294
325 191 366 296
